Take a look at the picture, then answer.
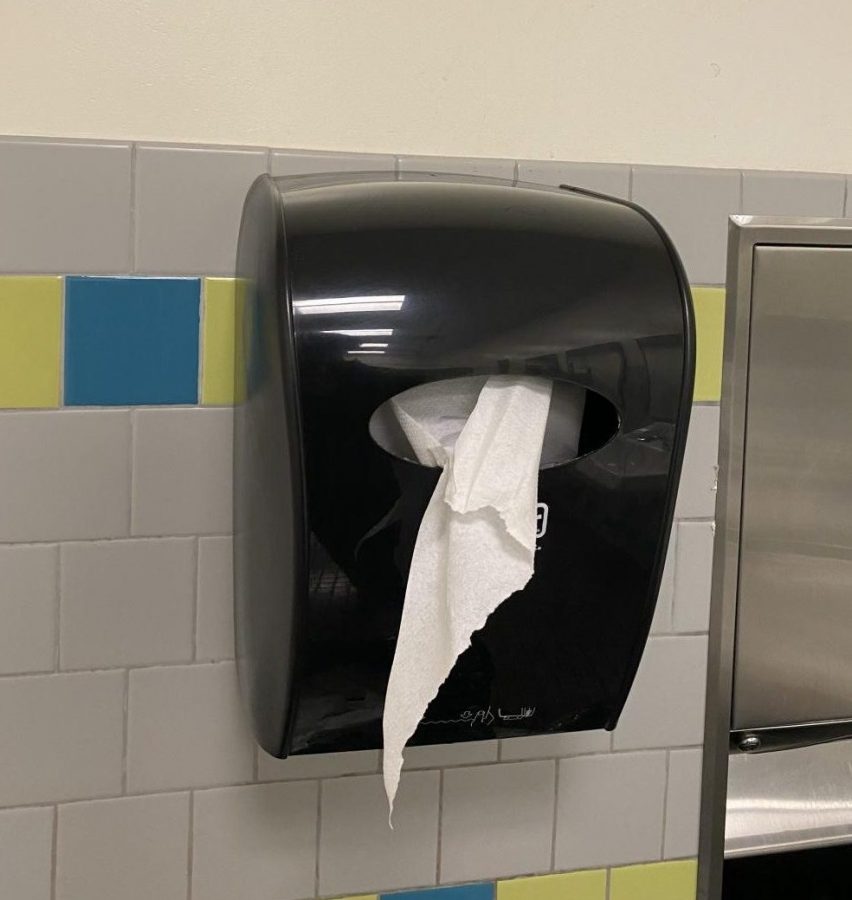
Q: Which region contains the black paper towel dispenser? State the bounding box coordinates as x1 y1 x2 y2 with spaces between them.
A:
234 171 695 758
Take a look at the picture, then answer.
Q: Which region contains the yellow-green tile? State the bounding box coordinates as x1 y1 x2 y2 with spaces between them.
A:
497 869 606 900
692 286 725 402
201 277 246 405
609 859 698 900
0 276 62 408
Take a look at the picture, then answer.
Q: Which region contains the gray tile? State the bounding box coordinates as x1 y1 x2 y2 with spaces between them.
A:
0 806 53 900
271 149 395 177
650 527 677 635
440 761 555 882
398 155 515 180
0 671 124 806
193 782 317 900
135 145 267 275
554 751 667 869
197 536 235 660
742 171 845 217
664 748 703 859
257 747 379 781
518 160 630 198
673 521 714 633
847 178 852 216
319 771 439 895
612 636 708 750
0 140 131 273
674 405 719 519
127 662 254 793
60 538 195 669
631 167 740 284
56 793 189 900
0 544 57 674
403 740 498 769
500 729 610 762
0 410 131 542
131 407 232 537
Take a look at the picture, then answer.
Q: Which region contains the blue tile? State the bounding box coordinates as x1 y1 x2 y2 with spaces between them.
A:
383 884 494 900
65 277 200 405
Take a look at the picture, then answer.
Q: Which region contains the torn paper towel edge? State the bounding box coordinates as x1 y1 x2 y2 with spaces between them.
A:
382 375 553 821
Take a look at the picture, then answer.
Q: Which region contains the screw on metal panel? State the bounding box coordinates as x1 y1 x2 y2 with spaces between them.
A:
738 734 762 752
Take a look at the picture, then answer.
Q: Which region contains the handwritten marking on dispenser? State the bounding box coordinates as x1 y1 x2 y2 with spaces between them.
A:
422 706 536 727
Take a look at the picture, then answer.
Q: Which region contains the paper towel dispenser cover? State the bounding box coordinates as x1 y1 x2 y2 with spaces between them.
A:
234 171 695 758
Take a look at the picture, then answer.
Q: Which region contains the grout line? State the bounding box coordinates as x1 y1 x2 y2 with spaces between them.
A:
196 279 205 405
58 275 66 406
121 668 130 794
0 532 235 550
627 165 635 201
435 769 444 884
129 143 138 273
192 537 201 662
660 750 672 860
186 790 195 900
605 866 611 900
53 545 62 671
549 759 559 871
314 779 323 897
265 148 272 176
50 804 58 900
737 169 744 214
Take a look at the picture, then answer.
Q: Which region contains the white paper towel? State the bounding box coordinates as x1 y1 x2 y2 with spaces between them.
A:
382 374 554 818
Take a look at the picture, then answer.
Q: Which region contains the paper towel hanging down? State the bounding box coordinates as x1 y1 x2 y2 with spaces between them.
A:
382 374 585 816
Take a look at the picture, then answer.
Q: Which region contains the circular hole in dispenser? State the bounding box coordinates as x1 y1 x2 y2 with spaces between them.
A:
368 375 619 469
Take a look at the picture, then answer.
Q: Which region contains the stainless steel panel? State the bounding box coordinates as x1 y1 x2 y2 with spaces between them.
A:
698 218 852 900
725 740 852 857
734 245 852 730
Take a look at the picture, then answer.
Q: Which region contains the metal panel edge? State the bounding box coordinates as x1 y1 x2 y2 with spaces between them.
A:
697 215 756 900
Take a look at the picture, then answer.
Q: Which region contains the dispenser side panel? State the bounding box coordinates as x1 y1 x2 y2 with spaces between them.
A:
234 176 306 757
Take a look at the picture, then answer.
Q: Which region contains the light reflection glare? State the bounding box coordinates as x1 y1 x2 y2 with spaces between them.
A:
294 295 404 315
320 328 394 337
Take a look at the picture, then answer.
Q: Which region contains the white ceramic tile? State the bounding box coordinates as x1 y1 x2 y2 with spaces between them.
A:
132 408 232 536
271 149 395 176
631 166 740 284
500 729 610 761
674 405 719 519
440 761 555 882
257 748 379 781
650 528 677 635
612 636 708 750
60 538 195 669
554 751 667 869
193 782 317 900
742 171 846 218
197 536 234 660
673 521 714 633
0 671 124 806
398 155 515 180
127 662 254 793
403 740 498 769
517 160 630 198
0 806 53 900
135 145 267 275
0 140 131 274
0 545 57 674
319 771 439 895
664 748 703 859
0 411 131 542
56 793 189 900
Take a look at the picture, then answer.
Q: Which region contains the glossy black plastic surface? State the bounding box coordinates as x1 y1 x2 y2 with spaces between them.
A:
235 172 694 758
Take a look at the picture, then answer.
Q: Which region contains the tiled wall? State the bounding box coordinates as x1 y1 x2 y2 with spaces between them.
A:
1 134 849 900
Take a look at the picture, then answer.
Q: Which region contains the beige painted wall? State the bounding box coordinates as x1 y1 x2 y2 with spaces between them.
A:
1 0 850 172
